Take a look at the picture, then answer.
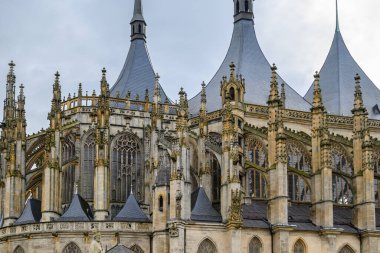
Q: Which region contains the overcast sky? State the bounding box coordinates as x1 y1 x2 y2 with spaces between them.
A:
1 0 380 134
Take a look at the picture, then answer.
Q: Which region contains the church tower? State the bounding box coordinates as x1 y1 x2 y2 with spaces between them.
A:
130 0 146 41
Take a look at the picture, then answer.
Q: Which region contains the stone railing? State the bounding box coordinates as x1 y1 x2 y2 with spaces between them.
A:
0 221 152 239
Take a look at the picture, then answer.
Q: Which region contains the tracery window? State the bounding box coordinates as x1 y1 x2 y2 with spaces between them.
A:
111 133 143 203
331 145 352 175
331 145 353 205
14 246 25 253
197 239 217 253
373 151 380 207
287 141 310 173
246 136 266 168
158 149 171 174
62 242 82 253
62 134 76 205
130 244 144 253
206 132 222 154
248 169 267 199
207 151 221 203
293 240 305 253
81 133 96 201
339 245 354 253
249 237 262 253
332 174 353 205
288 174 310 202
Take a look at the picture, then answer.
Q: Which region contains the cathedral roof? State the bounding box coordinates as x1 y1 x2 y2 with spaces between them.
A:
107 244 136 253
113 193 150 222
188 5 311 115
14 198 41 225
304 3 380 118
110 0 171 103
190 187 222 223
333 206 357 233
0 213 3 228
58 193 93 222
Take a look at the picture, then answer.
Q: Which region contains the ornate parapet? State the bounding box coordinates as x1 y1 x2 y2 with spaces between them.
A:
0 221 152 241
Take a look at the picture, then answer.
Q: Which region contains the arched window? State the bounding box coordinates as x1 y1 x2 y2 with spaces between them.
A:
62 134 76 205
249 237 262 253
81 133 95 201
111 133 143 203
293 240 305 253
207 151 221 203
62 242 82 253
248 169 267 199
288 174 310 202
229 87 235 101
14 246 25 253
138 24 142 33
236 1 240 15
159 195 164 212
130 245 144 253
339 245 354 253
246 136 266 168
332 174 353 205
132 25 135 34
331 145 352 175
245 0 249 12
287 141 310 173
197 239 217 253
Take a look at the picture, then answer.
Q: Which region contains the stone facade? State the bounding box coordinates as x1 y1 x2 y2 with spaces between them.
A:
1 1 380 253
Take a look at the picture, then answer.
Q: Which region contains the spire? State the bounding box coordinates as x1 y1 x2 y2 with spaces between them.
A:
268 64 280 105
4 61 17 122
100 68 109 97
130 0 146 41
335 0 340 32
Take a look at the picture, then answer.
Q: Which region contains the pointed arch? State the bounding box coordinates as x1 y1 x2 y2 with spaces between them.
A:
249 236 263 253
339 245 355 253
288 173 311 202
293 239 306 253
110 132 143 204
14 246 25 253
206 151 221 203
62 133 77 205
286 140 311 173
81 131 96 201
62 242 82 253
130 244 144 253
197 238 217 253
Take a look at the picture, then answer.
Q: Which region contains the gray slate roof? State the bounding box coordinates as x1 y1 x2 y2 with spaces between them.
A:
304 29 380 119
14 198 41 225
110 39 170 103
58 194 93 222
333 206 357 233
190 187 222 223
113 193 150 222
188 18 311 115
107 244 136 253
0 213 3 228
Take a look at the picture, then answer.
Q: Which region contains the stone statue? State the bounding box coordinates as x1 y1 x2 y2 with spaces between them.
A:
89 232 105 253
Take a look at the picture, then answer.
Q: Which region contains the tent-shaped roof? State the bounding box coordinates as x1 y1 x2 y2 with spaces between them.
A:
113 193 150 222
304 4 380 119
191 187 222 223
14 198 41 225
188 5 311 115
58 193 93 222
110 0 170 103
107 244 136 253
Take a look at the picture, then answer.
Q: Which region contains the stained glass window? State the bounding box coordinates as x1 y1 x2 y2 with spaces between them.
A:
197 239 217 253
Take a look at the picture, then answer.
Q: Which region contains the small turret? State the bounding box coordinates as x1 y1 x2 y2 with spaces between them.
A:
130 0 146 41
233 0 253 22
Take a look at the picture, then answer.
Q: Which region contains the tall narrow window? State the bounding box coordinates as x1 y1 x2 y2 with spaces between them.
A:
197 239 217 253
62 134 76 204
331 145 353 205
229 87 235 101
159 196 164 212
293 240 305 253
14 246 25 253
249 237 262 253
111 133 143 203
332 174 353 205
236 1 240 15
81 133 95 201
248 169 267 199
246 136 266 168
62 242 82 253
138 24 142 33
245 0 249 12
207 152 221 203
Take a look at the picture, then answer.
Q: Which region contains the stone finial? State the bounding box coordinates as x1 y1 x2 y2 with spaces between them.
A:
280 83 286 108
353 74 366 112
229 62 236 80
268 64 280 104
145 89 149 102
201 81 207 104
78 83 83 97
312 71 324 110
100 68 109 96
7 61 16 86
154 73 161 98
